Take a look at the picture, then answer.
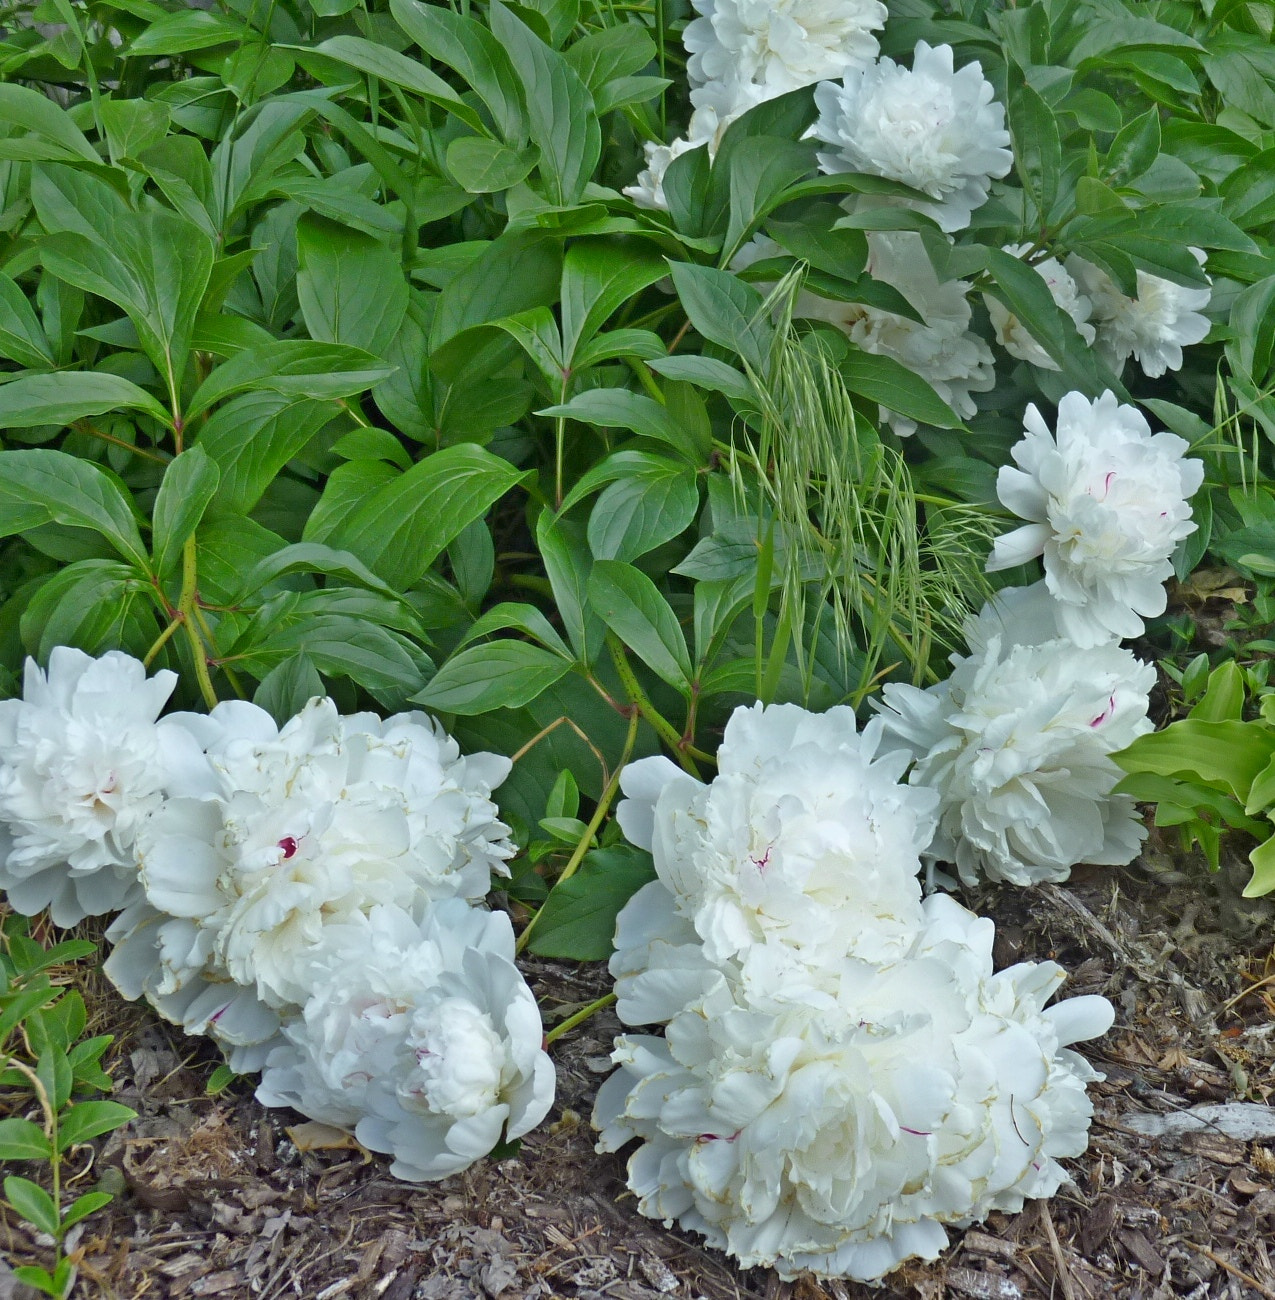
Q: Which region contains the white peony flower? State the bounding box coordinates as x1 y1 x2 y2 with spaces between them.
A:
595 891 1113 1280
257 900 554 1180
962 580 1069 652
793 231 995 434
985 245 1096 370
0 648 199 925
616 701 938 968
811 42 1012 232
987 391 1205 645
1067 252 1211 378
103 697 514 1056
875 622 1156 885
684 0 886 96
624 79 770 210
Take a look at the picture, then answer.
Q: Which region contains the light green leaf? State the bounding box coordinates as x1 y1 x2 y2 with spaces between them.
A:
4 1176 59 1238
559 239 668 367
539 388 701 462
446 137 537 193
588 463 699 562
57 1101 136 1152
667 262 771 371
128 9 246 53
0 1118 52 1162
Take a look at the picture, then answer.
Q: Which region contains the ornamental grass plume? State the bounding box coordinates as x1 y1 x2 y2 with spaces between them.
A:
811 41 1012 232
987 390 1205 646
0 648 198 925
597 701 1114 1280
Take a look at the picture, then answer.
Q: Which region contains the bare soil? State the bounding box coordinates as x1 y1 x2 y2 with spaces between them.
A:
4 837 1275 1300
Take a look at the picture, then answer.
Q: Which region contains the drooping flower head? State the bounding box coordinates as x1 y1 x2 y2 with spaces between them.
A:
257 901 554 1181
876 622 1156 885
596 892 1114 1280
985 245 1096 370
987 391 1205 645
616 701 939 967
1067 252 1211 378
684 0 887 95
811 42 1013 232
104 697 514 1062
0 648 195 925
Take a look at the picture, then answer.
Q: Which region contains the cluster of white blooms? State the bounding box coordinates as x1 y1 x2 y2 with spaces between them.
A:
0 649 553 1179
595 701 1115 1280
877 391 1202 885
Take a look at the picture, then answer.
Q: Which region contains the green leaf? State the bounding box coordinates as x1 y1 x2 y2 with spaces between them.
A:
253 654 325 723
152 446 219 577
201 394 338 517
316 444 529 589
446 137 537 193
0 368 171 432
459 601 572 659
587 463 699 562
1188 661 1246 723
0 450 148 570
128 8 246 53
588 559 692 694
0 84 99 163
647 355 753 402
722 137 817 260
235 542 406 604
413 641 573 714
4 1176 59 1238
1113 719 1275 802
1009 75 1061 221
0 274 55 367
539 388 703 462
0 1118 52 1162
57 1101 136 1152
61 1191 114 1231
563 23 657 93
487 1 599 206
296 216 408 358
525 846 656 959
537 513 602 664
304 35 485 131
1107 107 1162 185
559 239 668 368
186 341 393 420
390 0 527 144
839 349 961 430
667 262 771 371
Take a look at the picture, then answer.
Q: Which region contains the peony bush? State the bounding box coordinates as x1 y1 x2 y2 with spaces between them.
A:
2 0 1273 1285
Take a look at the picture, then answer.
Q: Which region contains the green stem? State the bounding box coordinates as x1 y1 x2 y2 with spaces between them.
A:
544 992 617 1046
515 708 640 957
142 615 182 668
607 635 700 777
179 536 218 711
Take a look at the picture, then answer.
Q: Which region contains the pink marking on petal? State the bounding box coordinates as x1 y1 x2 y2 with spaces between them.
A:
750 846 772 875
900 1126 932 1137
278 836 299 859
1090 694 1115 728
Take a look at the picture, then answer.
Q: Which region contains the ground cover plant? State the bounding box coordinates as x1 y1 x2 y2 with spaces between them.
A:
3 0 1275 1293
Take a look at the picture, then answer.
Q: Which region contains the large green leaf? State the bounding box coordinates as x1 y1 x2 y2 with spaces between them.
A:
667 262 772 371
314 445 529 589
588 559 692 694
151 446 220 578
0 84 99 162
559 239 669 367
0 450 148 570
0 371 171 428
488 1 599 206
587 462 699 563
526 846 656 959
296 215 409 357
839 349 961 430
413 641 573 714
539 388 704 462
186 341 393 420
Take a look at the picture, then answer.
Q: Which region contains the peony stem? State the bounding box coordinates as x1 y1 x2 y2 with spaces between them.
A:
142 614 183 669
606 636 700 778
179 535 219 711
544 992 617 1046
515 708 640 957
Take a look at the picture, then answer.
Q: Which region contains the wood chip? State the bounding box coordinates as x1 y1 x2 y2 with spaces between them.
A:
962 1231 1017 1261
945 1267 1022 1300
1117 1228 1165 1275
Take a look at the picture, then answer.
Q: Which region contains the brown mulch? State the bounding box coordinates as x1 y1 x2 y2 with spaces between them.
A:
3 839 1275 1300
